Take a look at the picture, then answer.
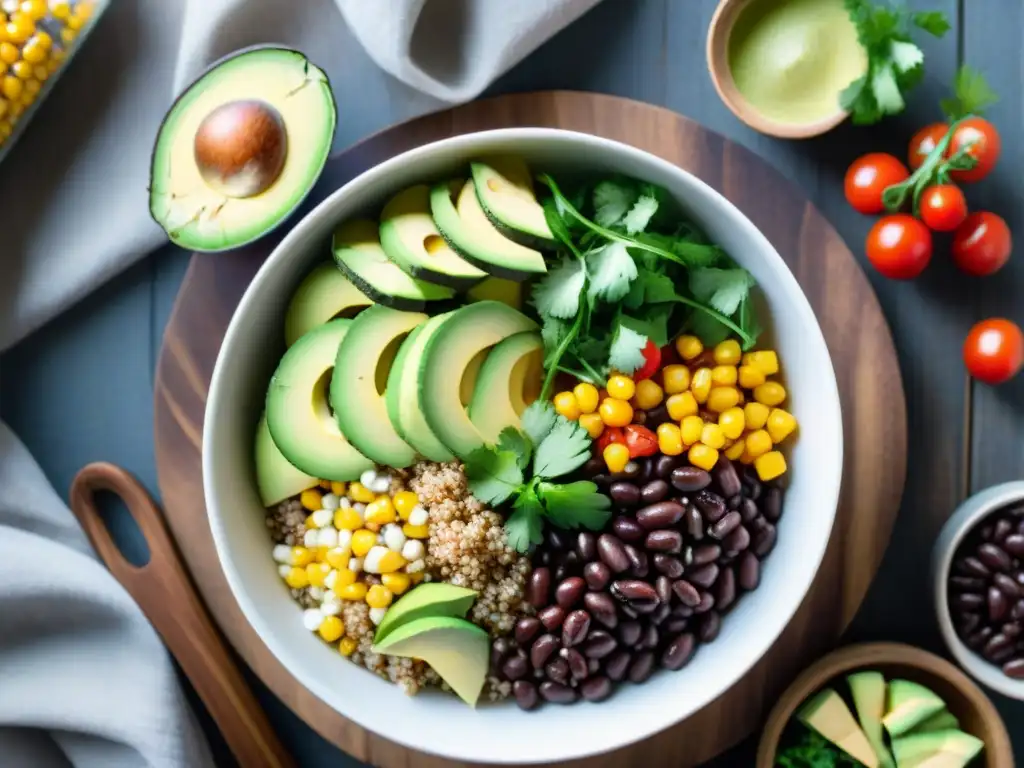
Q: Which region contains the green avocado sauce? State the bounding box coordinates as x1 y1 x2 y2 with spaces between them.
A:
728 0 868 125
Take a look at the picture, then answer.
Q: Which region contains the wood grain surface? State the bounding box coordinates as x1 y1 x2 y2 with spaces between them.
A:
153 91 907 767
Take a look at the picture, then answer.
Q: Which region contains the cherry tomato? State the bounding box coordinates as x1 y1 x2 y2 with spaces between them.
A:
624 424 658 458
952 212 1012 276
948 117 1001 183
844 153 910 214
919 184 968 232
633 338 662 381
865 214 933 280
596 426 625 454
908 123 949 171
963 318 1024 385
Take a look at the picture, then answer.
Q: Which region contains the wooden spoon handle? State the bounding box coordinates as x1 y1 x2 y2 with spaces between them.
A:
69 462 295 768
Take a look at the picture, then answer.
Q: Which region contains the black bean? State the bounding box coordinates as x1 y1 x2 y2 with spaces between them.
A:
546 528 568 551
978 543 1013 572
661 633 696 671
727 494 742 510
538 605 565 631
673 579 702 607
639 625 660 650
584 592 619 629
576 532 597 561
631 598 659 614
685 506 704 540
995 573 1021 598
566 648 590 680
738 553 761 591
611 516 645 543
530 634 560 669
653 554 685 579
663 617 690 634
712 458 742 498
552 564 570 583
639 479 671 505
610 462 643 481
624 545 649 578
752 523 777 557
995 519 1014 542
636 500 686 529
583 631 618 660
761 487 783 522
967 626 994 650
1005 622 1023 639
598 534 632 573
715 567 737 612
620 605 639 619
739 498 759 523
694 490 727 523
612 580 660 604
957 556 991 578
710 510 742 540
1013 600 1024 621
1003 658 1024 678
651 603 672 625
617 620 642 647
516 617 542 646
694 591 716 613
688 563 720 589
656 575 674 604
671 466 712 492
1016 572 1024 588
580 675 613 702
490 641 511 675
562 610 591 648
742 475 762 501
555 577 586 609
698 612 721 642
653 454 679 479
582 456 606 477
989 587 1010 622
628 651 656 683
605 650 632 681
952 593 985 612
513 680 539 710
645 529 683 553
539 681 577 704
584 561 611 591
544 658 570 685
1005 535 1024 557
723 525 750 554
670 604 694 619
981 524 994 541
609 482 641 508
503 653 529 681
691 544 721 566
956 613 981 635
950 576 987 592
984 633 1015 662
527 567 552 609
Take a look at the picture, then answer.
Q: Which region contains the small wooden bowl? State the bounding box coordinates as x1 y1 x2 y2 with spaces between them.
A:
756 642 1014 767
706 0 851 139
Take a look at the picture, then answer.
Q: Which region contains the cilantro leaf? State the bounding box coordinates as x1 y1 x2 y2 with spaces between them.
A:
593 180 637 227
633 231 723 268
689 267 755 316
542 197 579 255
941 64 999 120
640 270 682 303
688 306 733 349
871 60 905 114
531 255 586 320
497 427 532 471
586 241 638 303
538 481 612 531
464 446 524 505
889 40 923 74
621 190 659 234
608 323 648 374
532 416 592 479
505 491 544 553
521 401 558 447
912 10 950 36
541 315 570 363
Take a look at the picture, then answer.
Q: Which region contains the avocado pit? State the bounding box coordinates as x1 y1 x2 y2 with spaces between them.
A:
193 99 287 198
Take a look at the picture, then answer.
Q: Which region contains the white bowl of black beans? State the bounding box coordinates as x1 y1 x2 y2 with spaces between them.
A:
934 480 1024 700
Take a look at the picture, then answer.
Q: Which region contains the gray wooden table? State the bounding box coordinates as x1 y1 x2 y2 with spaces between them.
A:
2 0 1022 765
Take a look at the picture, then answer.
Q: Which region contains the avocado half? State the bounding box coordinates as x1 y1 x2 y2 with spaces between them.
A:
149 46 337 252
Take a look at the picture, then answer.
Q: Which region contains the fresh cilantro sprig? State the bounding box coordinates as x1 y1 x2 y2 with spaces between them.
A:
840 1 950 125
775 724 865 767
464 402 611 553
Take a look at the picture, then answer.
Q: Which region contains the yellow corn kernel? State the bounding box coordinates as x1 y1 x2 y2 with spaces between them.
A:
339 637 358 656
32 30 50 48
330 481 347 496
366 584 394 609
656 423 684 456
21 0 46 19
767 409 798 443
706 386 740 413
314 546 329 562
12 60 31 79
337 582 368 602
553 390 581 420
284 566 308 589
573 382 599 414
718 407 746 440
334 506 362 531
680 415 704 446
51 1 70 19
755 451 787 481
661 364 691 395
0 121 11 141
665 391 699 421
598 397 633 428
376 551 408 574
606 374 636 401
300 489 323 511
409 572 425 585
711 365 738 387
67 14 84 30
0 43 15 64
393 490 419 520
347 482 375 503
744 402 770 430
318 615 344 643
306 562 330 587
579 412 605 439
325 547 350 570
290 546 314 567
334 568 357 588
700 423 726 450
17 87 33 106
382 572 412 595
319 479 332 489
688 443 720 471
725 440 746 460
402 523 429 539
738 365 766 390
745 429 773 459
351 529 376 557
713 339 742 366
633 378 664 410
748 350 779 376
690 367 712 403
21 43 44 64
753 381 787 407
603 443 630 474
0 98 7 120
675 334 703 360
364 497 397 526
1 75 21 100
6 20 32 44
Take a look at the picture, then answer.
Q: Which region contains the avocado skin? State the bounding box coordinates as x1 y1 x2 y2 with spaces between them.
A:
470 161 557 251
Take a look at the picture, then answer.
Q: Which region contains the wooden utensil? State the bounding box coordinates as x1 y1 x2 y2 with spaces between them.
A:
69 461 295 768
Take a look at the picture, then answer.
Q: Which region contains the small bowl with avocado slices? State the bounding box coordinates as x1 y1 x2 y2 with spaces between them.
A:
202 128 842 764
757 642 1013 768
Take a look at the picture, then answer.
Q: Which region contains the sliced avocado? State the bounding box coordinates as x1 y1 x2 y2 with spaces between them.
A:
848 672 896 768
373 582 477 644
431 179 548 281
468 331 543 445
330 305 425 468
384 315 456 463
265 320 374 481
379 185 486 289
284 263 374 346
884 680 946 738
371 616 489 707
891 730 984 768
470 157 556 249
466 275 524 309
332 219 456 311
797 688 880 768
254 412 318 506
150 46 337 252
912 710 960 734
418 301 539 459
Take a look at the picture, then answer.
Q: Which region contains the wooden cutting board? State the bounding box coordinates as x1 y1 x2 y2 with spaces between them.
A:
154 91 907 767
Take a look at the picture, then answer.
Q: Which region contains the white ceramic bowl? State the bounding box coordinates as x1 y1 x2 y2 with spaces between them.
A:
203 128 844 764
933 480 1024 700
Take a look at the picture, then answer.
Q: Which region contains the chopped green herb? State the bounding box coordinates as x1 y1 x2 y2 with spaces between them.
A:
463 446 523 506
586 241 638 303
531 255 586 320
940 64 999 121
533 417 592 479
538 481 611 531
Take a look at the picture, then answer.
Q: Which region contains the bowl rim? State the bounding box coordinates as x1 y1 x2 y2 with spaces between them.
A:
932 480 1024 700
202 126 845 764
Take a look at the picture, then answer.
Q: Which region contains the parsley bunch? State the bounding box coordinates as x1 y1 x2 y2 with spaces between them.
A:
464 402 611 552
